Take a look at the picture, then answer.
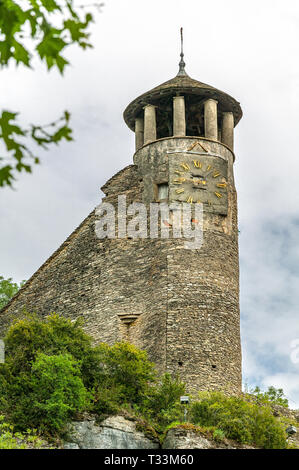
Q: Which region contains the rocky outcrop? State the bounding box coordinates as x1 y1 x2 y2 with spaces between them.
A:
63 408 299 450
162 426 254 449
63 415 256 450
162 427 213 449
64 415 159 449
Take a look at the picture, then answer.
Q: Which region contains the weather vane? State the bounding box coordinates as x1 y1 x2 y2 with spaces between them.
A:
178 27 186 76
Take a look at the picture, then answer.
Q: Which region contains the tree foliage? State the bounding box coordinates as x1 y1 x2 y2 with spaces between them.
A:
0 313 290 449
139 373 186 432
0 415 43 449
29 353 89 431
190 391 288 449
0 313 100 432
3 312 97 380
250 386 289 408
0 313 185 435
0 275 25 309
0 0 101 188
96 342 157 404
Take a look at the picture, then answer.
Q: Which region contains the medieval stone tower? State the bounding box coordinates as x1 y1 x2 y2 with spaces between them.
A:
0 38 243 394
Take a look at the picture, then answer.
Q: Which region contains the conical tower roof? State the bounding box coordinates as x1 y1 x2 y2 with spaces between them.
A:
123 72 242 132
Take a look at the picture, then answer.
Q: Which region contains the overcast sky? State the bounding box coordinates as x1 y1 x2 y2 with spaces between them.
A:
1 0 299 407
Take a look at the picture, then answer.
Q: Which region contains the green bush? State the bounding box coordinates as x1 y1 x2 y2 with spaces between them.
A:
0 415 43 449
140 373 186 432
0 313 290 449
92 383 123 416
5 353 89 432
31 353 89 431
0 373 8 412
213 428 226 442
95 342 157 406
0 313 99 433
3 313 99 387
0 315 162 432
145 373 185 415
190 391 287 449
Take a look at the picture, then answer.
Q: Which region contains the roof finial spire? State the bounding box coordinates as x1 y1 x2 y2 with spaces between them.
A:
177 27 187 76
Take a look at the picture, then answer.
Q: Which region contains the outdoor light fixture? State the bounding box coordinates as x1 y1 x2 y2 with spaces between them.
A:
286 426 297 435
180 396 190 422
180 396 190 405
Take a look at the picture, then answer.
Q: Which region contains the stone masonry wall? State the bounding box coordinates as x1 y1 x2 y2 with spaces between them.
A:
133 137 241 393
0 137 242 394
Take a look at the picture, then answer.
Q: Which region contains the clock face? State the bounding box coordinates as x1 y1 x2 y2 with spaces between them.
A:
169 152 228 215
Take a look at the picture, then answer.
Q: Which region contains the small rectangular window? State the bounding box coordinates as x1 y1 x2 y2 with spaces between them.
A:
157 183 168 201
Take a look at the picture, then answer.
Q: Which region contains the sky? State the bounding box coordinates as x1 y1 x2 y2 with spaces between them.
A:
1 0 299 407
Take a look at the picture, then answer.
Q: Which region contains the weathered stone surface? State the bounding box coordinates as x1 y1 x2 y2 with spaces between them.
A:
64 442 80 449
162 426 254 450
222 112 234 150
0 136 241 394
204 99 218 140
162 428 212 449
64 416 159 449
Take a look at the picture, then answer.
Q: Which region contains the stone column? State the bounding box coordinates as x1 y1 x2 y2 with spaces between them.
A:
222 112 234 150
135 117 144 150
173 96 186 136
204 99 218 140
144 104 157 144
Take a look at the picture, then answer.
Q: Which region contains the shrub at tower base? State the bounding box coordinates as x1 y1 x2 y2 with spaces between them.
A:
0 314 293 449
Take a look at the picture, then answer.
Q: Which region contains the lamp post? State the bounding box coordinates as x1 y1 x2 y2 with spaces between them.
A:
180 395 190 422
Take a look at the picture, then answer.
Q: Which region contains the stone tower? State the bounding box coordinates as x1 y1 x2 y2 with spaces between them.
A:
0 38 243 394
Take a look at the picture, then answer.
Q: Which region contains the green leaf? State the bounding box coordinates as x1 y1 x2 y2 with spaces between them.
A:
55 55 69 74
0 0 99 187
0 164 14 187
13 40 31 66
64 110 70 122
36 35 68 60
40 0 61 13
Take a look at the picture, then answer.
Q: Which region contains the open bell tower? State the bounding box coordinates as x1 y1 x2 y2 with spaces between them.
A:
0 30 243 395
122 29 243 393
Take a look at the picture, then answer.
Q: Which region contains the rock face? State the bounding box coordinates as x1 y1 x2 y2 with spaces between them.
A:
64 415 255 450
64 415 159 450
162 427 213 449
162 426 254 450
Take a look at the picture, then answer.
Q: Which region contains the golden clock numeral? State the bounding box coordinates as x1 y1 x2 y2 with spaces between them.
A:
173 178 186 184
180 162 190 171
187 141 208 153
175 170 185 175
217 183 227 188
206 165 212 172
213 172 221 178
186 196 193 203
175 188 185 194
187 142 197 151
215 192 223 198
193 160 202 169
